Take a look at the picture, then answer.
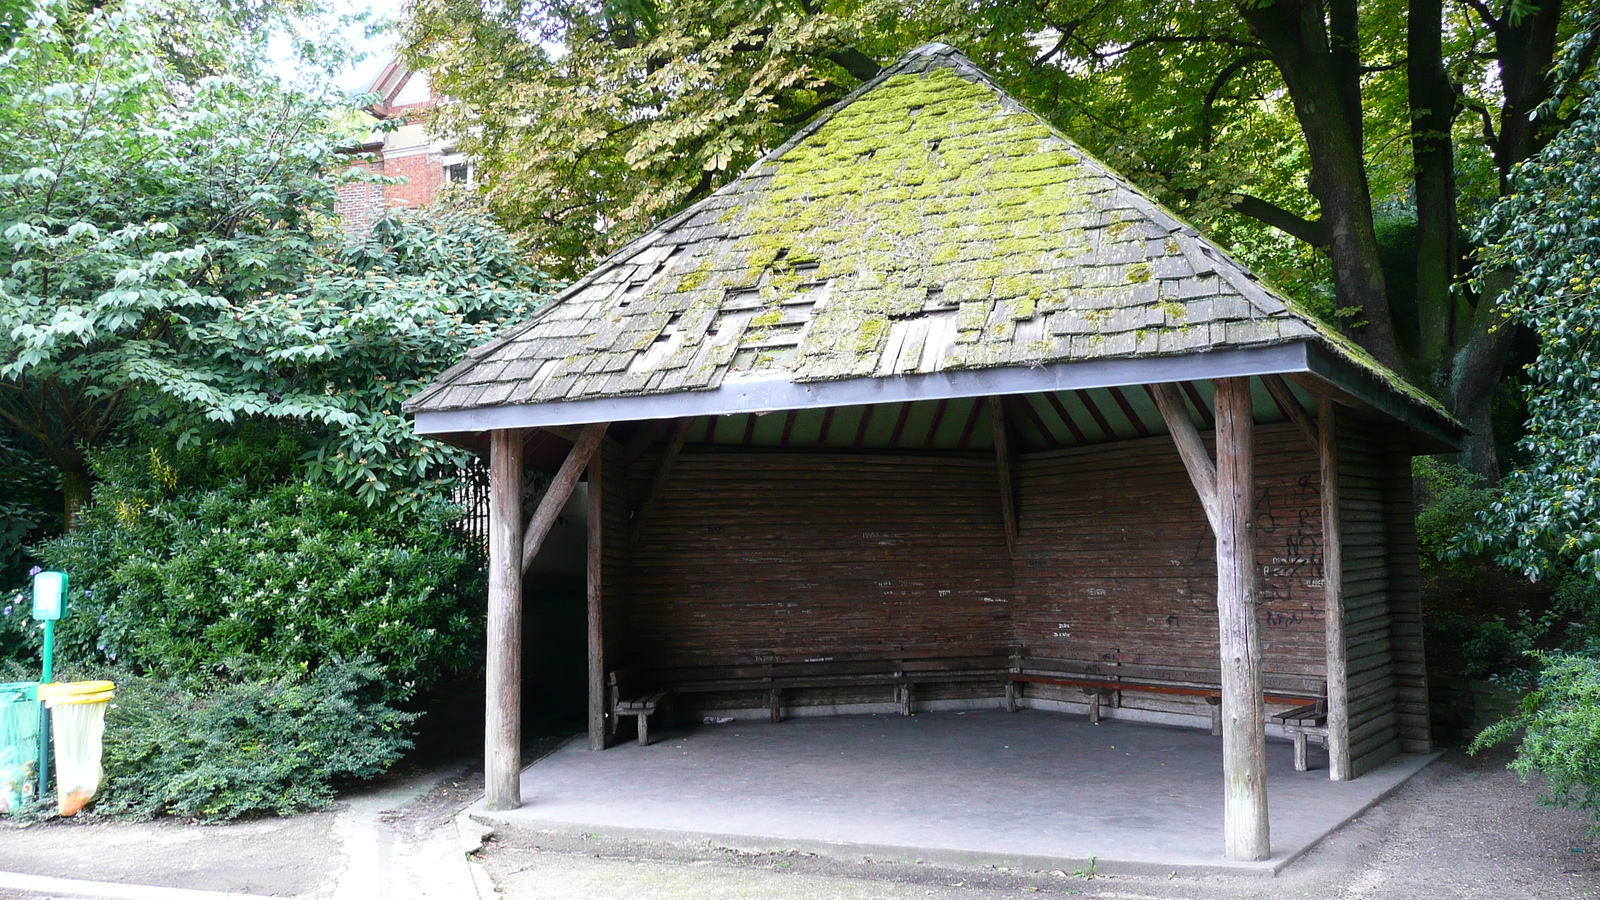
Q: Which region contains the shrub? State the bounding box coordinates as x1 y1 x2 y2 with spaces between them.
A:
1414 456 1496 579
1473 651 1600 832
95 659 417 820
31 476 484 702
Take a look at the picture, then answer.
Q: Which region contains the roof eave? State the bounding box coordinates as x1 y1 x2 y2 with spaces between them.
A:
415 342 1319 436
1302 342 1464 452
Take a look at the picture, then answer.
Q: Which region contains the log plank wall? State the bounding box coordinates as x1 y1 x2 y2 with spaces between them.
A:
1336 415 1426 775
607 419 1422 749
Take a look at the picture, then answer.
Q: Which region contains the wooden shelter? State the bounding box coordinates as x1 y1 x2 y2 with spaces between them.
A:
404 44 1462 862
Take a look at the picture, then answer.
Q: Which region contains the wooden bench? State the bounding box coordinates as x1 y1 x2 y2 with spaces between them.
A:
1270 701 1329 771
610 653 1326 760
1007 656 1326 747
607 651 1012 740
606 667 674 746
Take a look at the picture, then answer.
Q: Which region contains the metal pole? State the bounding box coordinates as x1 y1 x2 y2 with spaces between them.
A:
39 619 52 797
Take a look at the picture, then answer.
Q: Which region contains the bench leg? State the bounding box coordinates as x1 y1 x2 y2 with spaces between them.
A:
637 711 651 747
1004 681 1018 713
1207 698 1222 737
768 689 782 724
1293 731 1308 772
1087 690 1101 725
898 684 913 716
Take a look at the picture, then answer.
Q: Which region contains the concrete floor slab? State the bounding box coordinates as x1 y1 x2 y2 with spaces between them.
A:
474 710 1435 875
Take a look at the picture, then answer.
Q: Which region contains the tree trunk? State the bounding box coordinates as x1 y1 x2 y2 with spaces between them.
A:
1239 0 1407 378
1449 271 1521 484
1409 0 1463 372
62 465 91 533
1493 2 1565 192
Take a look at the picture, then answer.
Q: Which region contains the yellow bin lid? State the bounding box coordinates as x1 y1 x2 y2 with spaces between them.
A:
37 681 115 707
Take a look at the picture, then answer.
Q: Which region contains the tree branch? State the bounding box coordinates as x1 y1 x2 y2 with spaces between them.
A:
1226 193 1328 246
1200 52 1270 151
1458 0 1507 37
816 47 881 82
1090 33 1261 62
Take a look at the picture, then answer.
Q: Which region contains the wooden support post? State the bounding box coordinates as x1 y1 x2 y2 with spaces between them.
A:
1320 399 1352 781
485 429 525 811
1151 382 1219 532
587 447 607 751
1004 681 1019 713
988 397 1018 553
630 419 692 546
1214 377 1270 862
1262 374 1319 447
522 423 609 574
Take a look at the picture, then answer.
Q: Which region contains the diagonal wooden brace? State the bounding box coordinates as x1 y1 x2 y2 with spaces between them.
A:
1150 382 1219 533
1262 373 1319 447
521 422 609 574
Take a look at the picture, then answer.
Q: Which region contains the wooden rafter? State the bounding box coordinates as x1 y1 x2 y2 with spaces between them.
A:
1074 388 1116 440
521 423 609 574
1013 394 1056 448
1181 381 1215 427
1105 385 1151 438
1043 391 1090 444
629 419 693 546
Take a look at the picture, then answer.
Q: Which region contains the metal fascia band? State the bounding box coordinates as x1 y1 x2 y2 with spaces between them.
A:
412 343 1313 434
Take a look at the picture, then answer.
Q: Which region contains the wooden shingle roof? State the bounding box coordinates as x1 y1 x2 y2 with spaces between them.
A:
406 44 1459 446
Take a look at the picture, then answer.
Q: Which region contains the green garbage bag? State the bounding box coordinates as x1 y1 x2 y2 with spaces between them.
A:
0 682 39 814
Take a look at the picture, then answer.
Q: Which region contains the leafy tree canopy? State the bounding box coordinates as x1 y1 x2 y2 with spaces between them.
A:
405 0 1597 478
1469 85 1600 579
0 0 552 525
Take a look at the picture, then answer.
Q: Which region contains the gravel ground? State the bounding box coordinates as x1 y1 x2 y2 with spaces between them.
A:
478 747 1600 900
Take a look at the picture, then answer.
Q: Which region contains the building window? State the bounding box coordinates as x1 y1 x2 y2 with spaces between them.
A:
442 153 471 186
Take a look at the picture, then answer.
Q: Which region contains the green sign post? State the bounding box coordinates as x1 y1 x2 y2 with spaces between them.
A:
31 571 65 795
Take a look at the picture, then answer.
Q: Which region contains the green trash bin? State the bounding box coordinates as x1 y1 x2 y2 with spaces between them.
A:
0 682 40 814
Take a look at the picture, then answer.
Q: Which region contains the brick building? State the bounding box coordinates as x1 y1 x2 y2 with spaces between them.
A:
335 59 469 232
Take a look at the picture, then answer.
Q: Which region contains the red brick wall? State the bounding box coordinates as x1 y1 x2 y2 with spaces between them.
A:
334 157 386 234
381 151 447 210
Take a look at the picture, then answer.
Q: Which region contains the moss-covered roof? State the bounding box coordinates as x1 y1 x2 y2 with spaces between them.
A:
406 44 1450 430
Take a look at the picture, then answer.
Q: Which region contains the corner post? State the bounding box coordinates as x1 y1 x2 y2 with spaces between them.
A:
1319 399 1352 781
1214 378 1270 861
486 428 525 811
587 448 607 750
